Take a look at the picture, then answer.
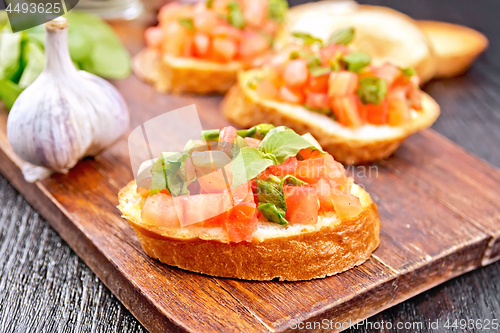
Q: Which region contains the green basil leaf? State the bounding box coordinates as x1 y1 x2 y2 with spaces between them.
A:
18 41 44 88
237 123 275 138
268 0 289 23
282 175 308 186
342 51 371 73
150 158 167 196
401 67 417 77
179 18 195 32
357 77 387 105
237 127 257 138
327 27 355 46
227 1 246 29
231 147 273 188
292 32 323 46
259 127 324 164
258 203 288 225
0 25 23 82
150 152 192 196
256 177 287 212
206 0 214 8
309 65 330 77
0 79 23 110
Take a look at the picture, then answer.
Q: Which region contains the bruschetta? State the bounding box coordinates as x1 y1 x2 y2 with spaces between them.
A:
133 0 288 94
222 31 440 164
118 125 380 280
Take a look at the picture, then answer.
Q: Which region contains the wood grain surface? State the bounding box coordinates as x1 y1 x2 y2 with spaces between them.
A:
1 0 500 332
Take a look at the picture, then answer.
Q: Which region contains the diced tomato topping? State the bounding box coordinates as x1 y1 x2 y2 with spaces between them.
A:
294 157 325 183
193 33 211 57
312 177 360 216
224 202 257 242
409 88 422 111
243 0 267 28
305 92 329 109
137 186 151 198
283 186 319 224
142 193 180 227
330 95 364 127
299 148 322 160
211 25 243 42
360 100 389 125
279 86 305 104
387 89 411 126
218 126 238 157
193 11 218 33
283 59 309 87
240 31 270 58
371 63 400 87
261 20 278 36
307 73 329 93
312 178 336 211
212 37 237 62
158 2 182 22
161 21 191 57
319 44 348 66
145 27 163 48
328 71 358 97
267 156 297 177
244 137 261 148
322 154 349 193
256 80 278 100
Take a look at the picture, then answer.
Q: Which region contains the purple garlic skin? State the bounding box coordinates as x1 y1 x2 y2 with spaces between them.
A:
7 17 129 182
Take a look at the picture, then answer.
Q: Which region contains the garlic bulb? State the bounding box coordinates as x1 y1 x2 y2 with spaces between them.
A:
7 17 129 182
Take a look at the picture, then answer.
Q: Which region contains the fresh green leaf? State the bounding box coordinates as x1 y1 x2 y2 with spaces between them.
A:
327 27 355 46
231 147 273 188
227 1 246 29
0 25 23 82
0 79 23 109
256 177 287 212
150 152 192 196
357 77 387 105
401 67 417 77
234 135 248 148
342 51 371 73
150 158 168 195
24 25 45 48
292 31 323 46
268 0 289 23
329 50 344 71
306 55 322 69
258 203 288 225
237 127 257 138
259 127 324 164
84 43 131 79
255 124 275 137
206 0 214 8
201 129 220 141
309 65 330 77
68 28 90 62
179 18 195 32
237 124 275 138
18 41 44 88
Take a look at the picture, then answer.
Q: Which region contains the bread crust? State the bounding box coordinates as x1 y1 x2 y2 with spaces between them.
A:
132 48 244 94
417 20 488 78
222 69 440 165
118 181 380 281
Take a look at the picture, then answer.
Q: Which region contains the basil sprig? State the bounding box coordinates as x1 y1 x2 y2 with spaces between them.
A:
230 147 274 188
327 27 355 46
237 123 275 139
256 176 288 225
268 0 289 23
258 126 325 164
357 77 387 105
292 32 323 46
227 1 245 29
342 51 371 73
150 152 192 196
179 18 195 32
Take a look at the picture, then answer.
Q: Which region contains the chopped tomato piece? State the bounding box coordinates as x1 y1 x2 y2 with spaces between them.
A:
218 126 238 157
211 25 243 41
320 44 348 66
212 37 237 62
312 178 335 211
145 27 163 48
360 100 389 125
137 186 151 198
256 80 278 100
244 137 261 148
387 89 411 126
193 11 218 33
294 157 325 183
243 0 267 27
279 86 305 104
240 32 270 58
262 20 278 36
330 95 364 127
161 21 191 57
330 191 362 218
307 73 329 93
142 193 180 227
284 186 319 224
283 59 309 87
193 33 211 57
305 92 329 109
174 193 224 226
224 202 258 242
158 2 182 22
409 88 422 111
268 156 297 177
328 71 358 97
322 154 349 193
372 63 400 87
299 148 322 160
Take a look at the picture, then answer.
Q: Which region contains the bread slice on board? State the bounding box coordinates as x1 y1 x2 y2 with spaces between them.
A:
417 20 488 78
222 69 440 165
118 181 380 281
274 1 436 83
132 48 244 94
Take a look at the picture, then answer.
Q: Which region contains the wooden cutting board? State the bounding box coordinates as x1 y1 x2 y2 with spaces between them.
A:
0 21 499 332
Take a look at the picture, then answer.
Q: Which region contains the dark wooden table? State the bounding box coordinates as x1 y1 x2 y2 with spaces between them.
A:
1 0 499 332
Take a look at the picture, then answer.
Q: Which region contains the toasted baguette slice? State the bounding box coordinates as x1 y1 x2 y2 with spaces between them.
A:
118 181 380 281
417 20 488 78
133 48 244 94
222 69 440 165
275 1 436 83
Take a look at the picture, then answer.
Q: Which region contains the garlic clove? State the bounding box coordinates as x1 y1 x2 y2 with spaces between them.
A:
6 17 130 183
